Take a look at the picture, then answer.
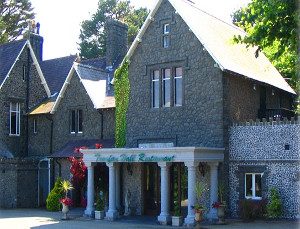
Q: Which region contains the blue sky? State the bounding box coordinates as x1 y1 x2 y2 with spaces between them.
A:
30 0 250 60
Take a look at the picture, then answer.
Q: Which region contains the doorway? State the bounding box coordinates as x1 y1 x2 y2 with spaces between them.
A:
143 163 160 215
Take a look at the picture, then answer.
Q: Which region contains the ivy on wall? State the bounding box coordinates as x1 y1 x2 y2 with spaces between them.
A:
114 58 130 148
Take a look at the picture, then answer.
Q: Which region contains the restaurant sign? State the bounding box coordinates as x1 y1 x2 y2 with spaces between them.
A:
95 153 175 163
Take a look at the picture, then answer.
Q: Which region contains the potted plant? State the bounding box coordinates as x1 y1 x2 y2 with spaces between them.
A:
95 191 105 220
59 180 73 220
193 181 206 222
212 183 226 224
172 189 183 226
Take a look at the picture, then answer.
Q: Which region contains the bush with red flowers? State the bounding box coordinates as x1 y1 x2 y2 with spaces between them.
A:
60 197 73 206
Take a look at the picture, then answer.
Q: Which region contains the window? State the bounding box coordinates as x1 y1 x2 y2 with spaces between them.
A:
245 173 262 199
162 68 171 107
174 67 183 106
152 70 160 108
33 119 37 134
163 23 170 48
10 102 20 136
70 109 83 134
70 110 76 133
77 110 83 133
22 65 27 81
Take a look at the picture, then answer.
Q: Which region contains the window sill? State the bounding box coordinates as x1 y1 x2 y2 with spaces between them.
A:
9 134 20 137
245 197 262 200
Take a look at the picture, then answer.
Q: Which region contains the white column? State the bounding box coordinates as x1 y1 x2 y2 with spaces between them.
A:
184 162 198 225
116 163 121 211
106 163 119 220
208 162 219 220
84 163 95 217
157 162 171 225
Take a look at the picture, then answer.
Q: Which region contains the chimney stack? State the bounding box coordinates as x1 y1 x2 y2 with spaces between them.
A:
106 20 128 67
24 20 43 62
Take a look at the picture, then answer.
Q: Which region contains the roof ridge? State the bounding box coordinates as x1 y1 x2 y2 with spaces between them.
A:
76 63 107 72
180 0 246 34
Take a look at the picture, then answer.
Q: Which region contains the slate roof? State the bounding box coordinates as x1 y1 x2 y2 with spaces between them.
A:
0 39 27 86
74 63 115 109
50 139 115 158
126 0 295 94
40 55 78 94
81 57 107 70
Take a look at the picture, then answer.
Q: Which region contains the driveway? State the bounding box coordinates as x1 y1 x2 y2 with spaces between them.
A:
0 209 299 229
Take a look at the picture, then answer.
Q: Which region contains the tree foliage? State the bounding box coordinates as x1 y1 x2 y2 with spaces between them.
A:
0 0 35 44
232 0 298 90
78 0 148 59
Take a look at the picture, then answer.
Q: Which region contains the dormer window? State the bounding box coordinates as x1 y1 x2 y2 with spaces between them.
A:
163 23 170 48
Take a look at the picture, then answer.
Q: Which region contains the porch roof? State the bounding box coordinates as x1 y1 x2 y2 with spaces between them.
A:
82 147 224 165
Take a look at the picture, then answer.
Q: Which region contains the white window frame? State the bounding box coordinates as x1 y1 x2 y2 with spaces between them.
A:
174 67 183 107
152 70 160 108
33 118 37 134
245 173 263 200
9 102 20 136
70 110 76 134
162 68 171 107
163 23 170 48
163 24 170 34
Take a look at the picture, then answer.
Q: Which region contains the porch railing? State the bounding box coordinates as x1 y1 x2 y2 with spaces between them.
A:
258 108 295 120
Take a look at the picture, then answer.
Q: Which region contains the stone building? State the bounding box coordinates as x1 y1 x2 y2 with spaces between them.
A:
82 0 298 225
0 20 127 207
0 38 51 207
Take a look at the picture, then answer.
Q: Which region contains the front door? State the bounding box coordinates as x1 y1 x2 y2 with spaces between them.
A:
143 163 160 215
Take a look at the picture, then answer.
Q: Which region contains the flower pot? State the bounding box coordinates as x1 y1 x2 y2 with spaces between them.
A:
217 205 225 224
172 216 183 226
61 203 69 220
95 210 105 220
195 209 204 222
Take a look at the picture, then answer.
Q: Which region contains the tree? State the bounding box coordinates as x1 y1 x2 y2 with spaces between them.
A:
78 0 148 59
0 0 35 44
232 0 298 90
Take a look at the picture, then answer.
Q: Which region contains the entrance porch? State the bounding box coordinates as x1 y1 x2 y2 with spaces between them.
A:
81 147 224 225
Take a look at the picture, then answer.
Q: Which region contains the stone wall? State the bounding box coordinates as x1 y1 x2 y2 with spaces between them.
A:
0 158 39 208
0 46 48 157
126 0 224 148
228 121 300 219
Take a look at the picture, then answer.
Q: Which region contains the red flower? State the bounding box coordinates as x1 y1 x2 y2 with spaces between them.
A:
60 197 73 206
95 143 103 149
212 201 223 209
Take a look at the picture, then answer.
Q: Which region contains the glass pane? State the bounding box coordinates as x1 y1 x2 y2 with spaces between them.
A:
176 67 182 77
255 174 262 197
11 103 17 111
164 69 171 78
78 110 83 132
163 36 170 48
175 77 182 106
245 174 252 197
71 110 76 132
10 113 16 134
164 24 170 34
153 81 159 108
153 70 159 80
16 111 20 135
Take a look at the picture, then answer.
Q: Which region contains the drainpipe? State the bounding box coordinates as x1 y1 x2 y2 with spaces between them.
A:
45 114 54 184
97 109 104 139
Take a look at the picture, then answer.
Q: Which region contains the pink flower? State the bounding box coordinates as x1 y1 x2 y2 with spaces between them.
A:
60 197 73 206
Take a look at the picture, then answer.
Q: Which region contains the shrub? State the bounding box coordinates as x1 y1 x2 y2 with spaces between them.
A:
239 199 267 221
46 177 64 211
267 188 282 218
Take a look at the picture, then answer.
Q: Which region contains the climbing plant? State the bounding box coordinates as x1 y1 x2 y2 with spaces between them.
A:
114 58 130 147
